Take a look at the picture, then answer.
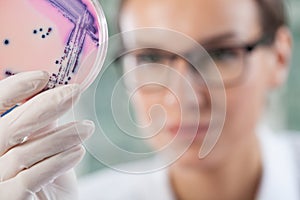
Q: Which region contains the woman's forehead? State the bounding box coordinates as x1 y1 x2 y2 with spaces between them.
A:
120 0 262 45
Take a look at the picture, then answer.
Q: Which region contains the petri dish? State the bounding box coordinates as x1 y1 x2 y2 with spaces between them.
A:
0 0 108 91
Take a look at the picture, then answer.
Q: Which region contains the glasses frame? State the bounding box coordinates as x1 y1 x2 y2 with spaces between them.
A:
118 33 275 92
207 34 275 88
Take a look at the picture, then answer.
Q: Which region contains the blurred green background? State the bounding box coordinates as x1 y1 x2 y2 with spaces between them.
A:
70 0 300 177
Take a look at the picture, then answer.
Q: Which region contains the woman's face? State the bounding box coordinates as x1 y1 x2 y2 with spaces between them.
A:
119 0 289 168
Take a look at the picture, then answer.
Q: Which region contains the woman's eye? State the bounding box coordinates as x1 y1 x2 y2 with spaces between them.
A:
136 53 164 64
209 49 239 62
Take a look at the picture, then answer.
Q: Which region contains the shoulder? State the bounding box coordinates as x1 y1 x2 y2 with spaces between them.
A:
78 159 175 200
279 130 300 165
258 127 300 148
254 127 300 200
280 130 300 146
259 127 300 162
268 129 300 153
257 127 300 175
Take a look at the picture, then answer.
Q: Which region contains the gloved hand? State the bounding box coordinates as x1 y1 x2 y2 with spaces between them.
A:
0 71 95 200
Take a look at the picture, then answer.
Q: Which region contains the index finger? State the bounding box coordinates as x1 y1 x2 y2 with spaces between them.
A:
0 84 81 155
0 71 49 114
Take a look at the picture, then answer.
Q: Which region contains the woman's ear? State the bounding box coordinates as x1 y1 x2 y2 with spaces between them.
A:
269 26 292 89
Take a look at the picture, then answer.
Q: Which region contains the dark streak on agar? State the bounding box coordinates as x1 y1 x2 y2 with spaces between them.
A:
45 0 100 89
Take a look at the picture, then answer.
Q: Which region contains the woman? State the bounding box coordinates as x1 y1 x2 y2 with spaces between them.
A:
79 0 297 199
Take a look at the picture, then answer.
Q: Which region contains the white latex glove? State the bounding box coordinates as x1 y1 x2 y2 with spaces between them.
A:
0 71 95 200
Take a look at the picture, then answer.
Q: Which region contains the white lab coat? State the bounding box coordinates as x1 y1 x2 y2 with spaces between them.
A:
78 127 300 200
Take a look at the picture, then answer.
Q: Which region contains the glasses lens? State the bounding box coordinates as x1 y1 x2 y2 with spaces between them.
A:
122 49 176 93
203 48 244 85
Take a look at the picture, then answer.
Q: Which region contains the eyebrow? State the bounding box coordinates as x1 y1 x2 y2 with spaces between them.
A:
199 32 238 47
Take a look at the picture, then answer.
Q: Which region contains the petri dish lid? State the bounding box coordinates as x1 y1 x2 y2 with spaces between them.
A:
0 0 108 91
